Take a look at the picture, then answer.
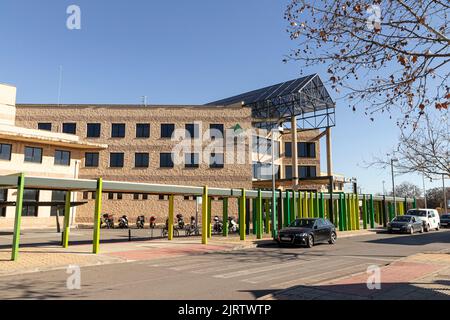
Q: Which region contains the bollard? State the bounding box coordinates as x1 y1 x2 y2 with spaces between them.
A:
128 229 131 241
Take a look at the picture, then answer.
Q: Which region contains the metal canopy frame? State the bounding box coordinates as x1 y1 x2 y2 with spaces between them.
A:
207 74 336 130
2 173 416 261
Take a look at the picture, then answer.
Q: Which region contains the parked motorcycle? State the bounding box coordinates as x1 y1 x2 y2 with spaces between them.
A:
228 216 239 233
101 214 114 229
186 216 200 236
118 215 129 229
136 215 145 229
176 213 185 230
149 216 156 229
213 216 223 234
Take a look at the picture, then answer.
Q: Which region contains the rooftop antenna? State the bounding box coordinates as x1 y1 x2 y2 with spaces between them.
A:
57 65 63 106
141 95 148 107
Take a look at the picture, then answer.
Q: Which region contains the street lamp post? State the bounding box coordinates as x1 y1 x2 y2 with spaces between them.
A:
391 158 398 216
443 173 448 215
382 180 386 196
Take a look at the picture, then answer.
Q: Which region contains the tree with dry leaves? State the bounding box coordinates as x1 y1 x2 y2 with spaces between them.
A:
284 0 449 123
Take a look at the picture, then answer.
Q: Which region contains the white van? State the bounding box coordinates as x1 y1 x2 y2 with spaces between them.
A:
406 209 441 232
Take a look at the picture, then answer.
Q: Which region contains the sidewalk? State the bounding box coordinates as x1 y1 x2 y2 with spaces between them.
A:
0 228 379 278
261 249 450 300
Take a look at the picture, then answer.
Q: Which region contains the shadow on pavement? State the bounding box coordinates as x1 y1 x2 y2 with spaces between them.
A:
364 230 450 247
259 280 450 300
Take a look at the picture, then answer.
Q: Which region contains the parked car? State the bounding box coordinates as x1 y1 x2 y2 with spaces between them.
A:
440 214 450 228
407 209 440 232
276 218 337 248
387 215 423 234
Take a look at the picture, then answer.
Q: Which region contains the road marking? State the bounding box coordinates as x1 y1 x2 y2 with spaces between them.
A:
170 260 226 271
241 258 352 284
271 262 372 288
148 257 208 268
213 259 321 279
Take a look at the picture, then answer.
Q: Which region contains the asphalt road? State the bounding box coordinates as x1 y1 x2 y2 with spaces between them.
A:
0 229 449 300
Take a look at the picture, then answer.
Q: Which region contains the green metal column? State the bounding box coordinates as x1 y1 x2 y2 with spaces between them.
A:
256 190 263 239
309 192 314 218
272 190 278 239
348 194 354 231
413 198 417 209
239 189 246 241
291 190 296 222
222 198 228 237
62 191 71 248
265 199 271 234
362 195 368 230
168 195 174 240
202 186 208 245
11 173 25 261
342 193 348 231
338 193 344 231
369 194 375 229
284 190 291 227
297 191 302 218
92 178 103 254
319 193 324 218
252 198 257 235
315 192 320 218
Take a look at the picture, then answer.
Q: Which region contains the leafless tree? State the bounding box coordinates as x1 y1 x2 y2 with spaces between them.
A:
369 113 449 178
284 0 449 123
388 181 423 197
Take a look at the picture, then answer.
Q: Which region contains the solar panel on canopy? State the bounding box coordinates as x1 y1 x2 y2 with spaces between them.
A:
207 75 315 106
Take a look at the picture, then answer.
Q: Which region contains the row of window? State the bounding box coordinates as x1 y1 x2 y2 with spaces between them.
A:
252 162 317 180
38 122 225 139
85 152 225 169
284 142 316 158
0 144 71 166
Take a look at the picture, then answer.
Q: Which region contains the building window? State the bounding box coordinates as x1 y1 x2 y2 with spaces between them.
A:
108 193 114 200
24 146 43 163
85 152 99 167
136 124 150 138
38 123 52 131
110 153 124 168
0 144 12 161
63 123 77 135
117 193 123 200
135 153 149 168
158 195 168 201
284 142 292 158
83 191 89 200
299 166 317 178
161 124 175 139
111 123 126 138
50 191 66 216
87 123 101 138
22 189 39 217
0 189 7 217
54 150 71 166
210 124 224 139
185 124 199 139
285 165 293 180
252 162 277 180
185 153 199 168
133 194 140 200
210 153 224 168
299 142 316 158
160 153 174 168
142 194 148 200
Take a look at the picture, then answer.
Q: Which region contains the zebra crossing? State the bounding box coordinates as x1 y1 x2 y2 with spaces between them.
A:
145 250 378 288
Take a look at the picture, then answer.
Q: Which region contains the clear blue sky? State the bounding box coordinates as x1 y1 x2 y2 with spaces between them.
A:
0 0 444 194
